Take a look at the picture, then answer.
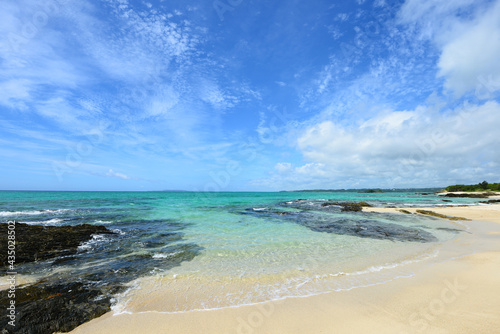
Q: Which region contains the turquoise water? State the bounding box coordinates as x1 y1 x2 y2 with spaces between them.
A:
0 191 476 312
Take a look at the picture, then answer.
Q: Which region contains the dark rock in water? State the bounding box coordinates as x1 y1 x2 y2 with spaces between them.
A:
436 227 463 234
340 203 363 212
246 201 438 243
485 199 500 204
0 221 201 334
442 200 452 202
321 202 342 207
298 214 438 242
443 193 488 198
320 202 371 212
0 222 115 266
398 209 412 214
278 211 291 215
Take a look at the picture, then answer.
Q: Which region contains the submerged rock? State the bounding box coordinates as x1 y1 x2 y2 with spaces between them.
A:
285 200 372 212
305 217 437 242
244 200 438 243
485 199 500 204
321 202 369 211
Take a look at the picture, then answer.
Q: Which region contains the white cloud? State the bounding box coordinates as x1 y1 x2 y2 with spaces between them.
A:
337 13 349 22
398 0 476 27
0 79 31 109
274 162 292 173
148 86 179 117
198 79 235 109
106 169 130 180
272 101 500 188
294 163 327 177
437 0 500 97
398 0 500 98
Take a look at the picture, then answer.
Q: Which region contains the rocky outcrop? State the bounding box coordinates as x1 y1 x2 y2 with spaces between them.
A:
242 200 438 243
0 223 115 266
415 210 468 221
0 221 200 334
485 199 500 204
0 279 119 334
321 201 372 212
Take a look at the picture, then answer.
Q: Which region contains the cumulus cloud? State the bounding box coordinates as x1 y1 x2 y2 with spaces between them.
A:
437 0 500 97
277 101 500 188
274 162 292 173
398 0 500 98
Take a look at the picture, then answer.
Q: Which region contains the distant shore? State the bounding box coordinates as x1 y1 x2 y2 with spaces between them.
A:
71 202 500 334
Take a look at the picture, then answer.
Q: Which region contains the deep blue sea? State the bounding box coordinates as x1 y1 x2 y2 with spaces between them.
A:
0 191 481 312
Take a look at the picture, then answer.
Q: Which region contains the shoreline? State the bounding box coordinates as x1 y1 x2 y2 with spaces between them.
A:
70 203 500 334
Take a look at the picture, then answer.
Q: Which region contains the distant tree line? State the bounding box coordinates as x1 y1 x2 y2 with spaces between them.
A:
446 181 500 192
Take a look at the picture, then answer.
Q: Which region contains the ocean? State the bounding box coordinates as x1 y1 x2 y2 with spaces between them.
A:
0 191 480 317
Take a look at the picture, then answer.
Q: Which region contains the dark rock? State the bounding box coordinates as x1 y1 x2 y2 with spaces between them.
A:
443 193 488 198
485 199 500 204
321 202 342 207
436 227 463 233
416 210 468 221
246 202 438 243
340 203 363 212
298 215 438 242
398 209 412 214
0 221 201 334
0 280 120 334
0 223 115 267
320 202 371 211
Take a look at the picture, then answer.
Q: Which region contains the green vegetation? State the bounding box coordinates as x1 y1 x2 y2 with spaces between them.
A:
445 181 500 192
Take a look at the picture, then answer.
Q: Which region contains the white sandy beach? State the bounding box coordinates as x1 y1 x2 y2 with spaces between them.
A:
70 204 500 334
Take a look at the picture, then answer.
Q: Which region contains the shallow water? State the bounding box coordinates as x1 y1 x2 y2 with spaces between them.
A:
0 191 475 313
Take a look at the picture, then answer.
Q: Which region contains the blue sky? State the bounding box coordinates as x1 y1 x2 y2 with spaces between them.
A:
1 0 499 191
